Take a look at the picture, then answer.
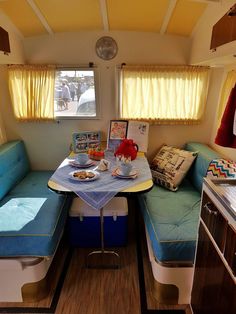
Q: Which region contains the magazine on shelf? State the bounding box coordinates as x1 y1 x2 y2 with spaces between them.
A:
107 120 149 153
126 121 149 153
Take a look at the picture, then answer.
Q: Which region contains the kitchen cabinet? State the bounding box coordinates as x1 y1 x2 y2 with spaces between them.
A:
211 4 236 49
191 178 236 314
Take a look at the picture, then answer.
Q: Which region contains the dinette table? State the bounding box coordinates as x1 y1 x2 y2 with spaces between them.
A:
48 150 153 268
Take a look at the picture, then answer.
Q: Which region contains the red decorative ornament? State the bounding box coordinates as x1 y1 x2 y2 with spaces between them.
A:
114 139 139 160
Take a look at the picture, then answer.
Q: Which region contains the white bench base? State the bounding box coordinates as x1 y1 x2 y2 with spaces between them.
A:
0 256 52 302
145 227 194 304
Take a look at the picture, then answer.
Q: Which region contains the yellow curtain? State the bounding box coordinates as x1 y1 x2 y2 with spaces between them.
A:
120 65 210 124
217 70 236 122
0 110 7 145
8 65 56 121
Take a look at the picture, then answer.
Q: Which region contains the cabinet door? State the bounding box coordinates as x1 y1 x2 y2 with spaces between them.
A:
191 223 236 314
210 8 236 49
201 192 227 252
224 224 236 276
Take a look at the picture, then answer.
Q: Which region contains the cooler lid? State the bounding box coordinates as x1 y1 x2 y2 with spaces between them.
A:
69 197 128 217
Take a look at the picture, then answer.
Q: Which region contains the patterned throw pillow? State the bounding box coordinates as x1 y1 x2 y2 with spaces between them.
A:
150 145 197 191
207 159 236 178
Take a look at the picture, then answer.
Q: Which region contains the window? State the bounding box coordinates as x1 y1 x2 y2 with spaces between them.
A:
54 68 98 119
8 65 99 121
119 65 210 124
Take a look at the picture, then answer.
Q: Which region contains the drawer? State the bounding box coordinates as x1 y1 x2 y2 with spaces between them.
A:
201 192 227 252
224 224 236 276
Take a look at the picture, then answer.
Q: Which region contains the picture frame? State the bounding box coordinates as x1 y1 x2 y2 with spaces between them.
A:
72 131 101 153
107 120 128 151
109 120 128 139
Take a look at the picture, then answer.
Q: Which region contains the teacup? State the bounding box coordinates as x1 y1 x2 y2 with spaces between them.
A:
77 153 89 165
120 162 133 176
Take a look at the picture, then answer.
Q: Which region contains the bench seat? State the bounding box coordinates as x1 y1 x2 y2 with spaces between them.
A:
0 141 71 258
0 171 70 257
138 179 200 264
0 140 72 302
138 142 221 304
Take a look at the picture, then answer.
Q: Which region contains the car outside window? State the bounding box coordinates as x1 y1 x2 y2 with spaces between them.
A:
54 68 98 119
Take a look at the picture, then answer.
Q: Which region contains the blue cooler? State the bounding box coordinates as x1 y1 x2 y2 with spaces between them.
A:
68 197 128 247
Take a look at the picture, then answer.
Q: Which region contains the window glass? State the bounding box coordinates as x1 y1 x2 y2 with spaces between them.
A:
54 69 97 118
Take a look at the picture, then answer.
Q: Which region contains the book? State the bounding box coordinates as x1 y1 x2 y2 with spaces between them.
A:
107 120 149 153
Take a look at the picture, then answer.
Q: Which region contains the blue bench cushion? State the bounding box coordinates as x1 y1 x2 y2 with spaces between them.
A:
8 171 56 197
0 141 30 201
184 142 221 193
0 171 70 257
138 180 201 263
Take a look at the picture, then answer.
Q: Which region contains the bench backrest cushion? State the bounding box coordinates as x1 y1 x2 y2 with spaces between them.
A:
184 142 221 193
0 140 30 200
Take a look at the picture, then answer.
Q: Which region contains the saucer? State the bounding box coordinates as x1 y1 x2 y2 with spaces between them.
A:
69 159 94 168
115 168 138 178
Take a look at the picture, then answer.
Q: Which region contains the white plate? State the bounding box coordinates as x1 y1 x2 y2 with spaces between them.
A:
115 168 138 178
69 159 94 168
69 170 100 182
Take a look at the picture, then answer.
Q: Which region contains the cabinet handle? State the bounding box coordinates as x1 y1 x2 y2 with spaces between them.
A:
204 202 218 216
233 253 236 276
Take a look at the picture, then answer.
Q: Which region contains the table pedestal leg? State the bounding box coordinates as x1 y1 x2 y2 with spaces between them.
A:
86 207 120 269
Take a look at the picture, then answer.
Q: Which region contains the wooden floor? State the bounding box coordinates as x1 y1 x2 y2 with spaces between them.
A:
0 197 192 314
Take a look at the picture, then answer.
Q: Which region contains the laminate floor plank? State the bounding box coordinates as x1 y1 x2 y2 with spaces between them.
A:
55 211 140 314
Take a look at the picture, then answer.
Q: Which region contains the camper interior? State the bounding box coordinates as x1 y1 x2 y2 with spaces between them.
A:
0 0 236 314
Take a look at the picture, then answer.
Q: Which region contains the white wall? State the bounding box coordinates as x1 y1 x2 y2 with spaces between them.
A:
190 0 236 66
0 10 25 64
190 0 236 161
210 66 236 161
0 10 25 149
0 30 220 169
1 30 201 169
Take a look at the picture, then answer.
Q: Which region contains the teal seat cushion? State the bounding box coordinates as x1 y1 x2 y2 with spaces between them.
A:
184 142 221 193
0 141 30 201
138 180 201 263
8 171 56 197
0 171 71 257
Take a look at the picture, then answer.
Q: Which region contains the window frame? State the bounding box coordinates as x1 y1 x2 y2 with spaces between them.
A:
54 66 100 121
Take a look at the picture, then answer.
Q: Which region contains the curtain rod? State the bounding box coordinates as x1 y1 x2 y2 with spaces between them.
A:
56 62 96 69
116 63 210 70
7 62 96 68
116 63 126 69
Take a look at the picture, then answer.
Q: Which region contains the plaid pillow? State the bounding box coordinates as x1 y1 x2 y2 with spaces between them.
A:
150 145 197 191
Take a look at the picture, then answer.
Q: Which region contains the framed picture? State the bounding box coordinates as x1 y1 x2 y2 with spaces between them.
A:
72 131 101 153
109 120 128 140
107 120 128 151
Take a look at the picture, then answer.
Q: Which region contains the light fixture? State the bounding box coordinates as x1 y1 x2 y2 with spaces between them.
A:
95 36 118 60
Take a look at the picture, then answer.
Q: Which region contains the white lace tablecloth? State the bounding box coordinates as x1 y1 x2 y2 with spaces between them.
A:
49 152 152 210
